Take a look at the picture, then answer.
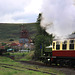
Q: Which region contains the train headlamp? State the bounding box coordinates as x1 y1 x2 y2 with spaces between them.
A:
48 59 50 61
43 54 45 55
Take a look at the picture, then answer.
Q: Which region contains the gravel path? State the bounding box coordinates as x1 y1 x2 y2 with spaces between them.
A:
20 61 75 75
55 68 75 75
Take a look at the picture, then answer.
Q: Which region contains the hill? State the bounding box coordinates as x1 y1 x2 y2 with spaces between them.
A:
0 23 39 41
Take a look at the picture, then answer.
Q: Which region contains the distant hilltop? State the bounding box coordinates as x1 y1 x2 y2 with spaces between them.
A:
0 22 39 41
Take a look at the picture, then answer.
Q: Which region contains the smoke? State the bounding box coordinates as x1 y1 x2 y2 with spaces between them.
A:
41 0 75 39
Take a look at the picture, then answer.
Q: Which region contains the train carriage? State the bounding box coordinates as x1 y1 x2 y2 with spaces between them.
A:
52 38 75 66
40 34 75 66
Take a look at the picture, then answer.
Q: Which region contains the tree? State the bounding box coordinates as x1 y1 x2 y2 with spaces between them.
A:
9 39 14 41
72 32 75 34
34 35 45 59
34 13 53 60
1 42 6 46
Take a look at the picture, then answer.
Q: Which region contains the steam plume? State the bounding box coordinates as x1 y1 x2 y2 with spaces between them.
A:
41 0 75 39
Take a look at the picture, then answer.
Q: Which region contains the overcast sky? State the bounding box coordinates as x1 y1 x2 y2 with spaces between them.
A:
0 0 43 23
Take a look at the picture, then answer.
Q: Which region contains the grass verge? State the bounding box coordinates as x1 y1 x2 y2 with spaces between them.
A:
9 51 34 61
0 56 50 75
0 51 65 75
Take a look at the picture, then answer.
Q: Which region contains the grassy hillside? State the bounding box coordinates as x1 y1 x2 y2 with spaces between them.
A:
0 23 39 41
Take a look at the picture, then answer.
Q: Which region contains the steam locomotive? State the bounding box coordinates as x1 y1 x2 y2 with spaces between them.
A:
40 34 75 66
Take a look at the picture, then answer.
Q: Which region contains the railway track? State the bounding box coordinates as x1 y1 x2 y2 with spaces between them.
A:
0 63 56 75
20 60 75 69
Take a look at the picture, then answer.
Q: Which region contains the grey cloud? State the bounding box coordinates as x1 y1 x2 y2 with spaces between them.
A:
13 13 37 22
0 0 31 15
0 0 42 23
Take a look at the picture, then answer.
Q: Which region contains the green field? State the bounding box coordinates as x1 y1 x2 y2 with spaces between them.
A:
9 51 33 61
0 23 39 41
0 56 49 75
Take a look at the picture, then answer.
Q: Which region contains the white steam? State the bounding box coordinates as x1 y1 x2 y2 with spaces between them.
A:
41 0 75 39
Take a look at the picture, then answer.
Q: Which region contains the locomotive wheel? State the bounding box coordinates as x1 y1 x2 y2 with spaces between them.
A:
55 59 64 66
49 60 52 65
55 60 57 66
69 60 74 67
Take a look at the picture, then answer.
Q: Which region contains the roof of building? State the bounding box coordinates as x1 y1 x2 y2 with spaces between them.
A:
10 43 18 46
53 34 75 41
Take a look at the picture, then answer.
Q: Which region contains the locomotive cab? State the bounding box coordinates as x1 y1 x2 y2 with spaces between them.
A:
40 45 52 64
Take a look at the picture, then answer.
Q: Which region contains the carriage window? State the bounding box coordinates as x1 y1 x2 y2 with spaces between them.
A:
53 43 55 49
70 40 74 44
64 41 67 44
62 44 67 50
62 41 67 50
69 40 74 50
56 42 60 50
